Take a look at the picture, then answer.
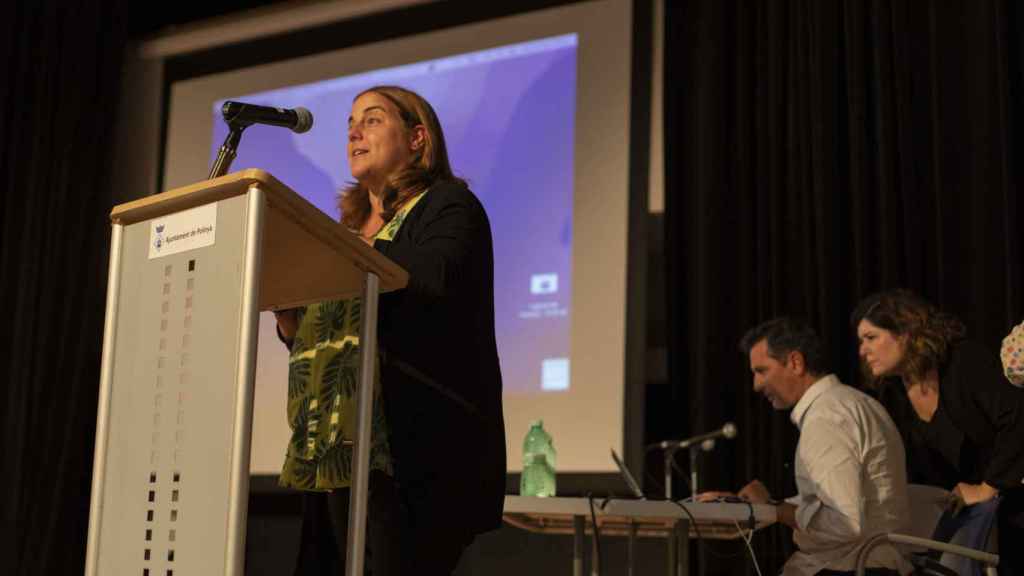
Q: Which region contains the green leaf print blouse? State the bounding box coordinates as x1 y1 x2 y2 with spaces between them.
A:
278 192 427 491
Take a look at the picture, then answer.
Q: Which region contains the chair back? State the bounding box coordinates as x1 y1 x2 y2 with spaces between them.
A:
925 496 1000 576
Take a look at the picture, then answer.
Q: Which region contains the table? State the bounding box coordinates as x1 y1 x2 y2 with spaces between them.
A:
503 495 776 576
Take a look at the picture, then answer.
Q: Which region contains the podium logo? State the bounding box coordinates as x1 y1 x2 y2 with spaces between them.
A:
148 203 218 260
153 224 165 252
530 273 558 295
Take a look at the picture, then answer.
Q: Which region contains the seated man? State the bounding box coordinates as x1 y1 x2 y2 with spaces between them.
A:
701 317 911 576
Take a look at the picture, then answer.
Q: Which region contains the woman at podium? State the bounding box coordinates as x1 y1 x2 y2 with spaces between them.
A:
274 86 506 575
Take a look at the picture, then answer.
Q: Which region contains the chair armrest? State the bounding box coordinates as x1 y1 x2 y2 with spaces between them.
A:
855 533 999 576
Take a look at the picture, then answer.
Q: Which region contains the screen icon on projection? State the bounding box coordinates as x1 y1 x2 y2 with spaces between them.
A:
542 357 570 391
530 273 559 295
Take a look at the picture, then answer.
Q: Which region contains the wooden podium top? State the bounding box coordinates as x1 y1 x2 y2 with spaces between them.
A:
110 169 408 310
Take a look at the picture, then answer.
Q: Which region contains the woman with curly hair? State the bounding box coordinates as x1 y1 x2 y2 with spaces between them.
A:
851 289 1024 573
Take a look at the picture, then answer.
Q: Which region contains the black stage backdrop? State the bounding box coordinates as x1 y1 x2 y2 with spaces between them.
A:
0 1 127 575
2 1 1022 575
664 0 1023 574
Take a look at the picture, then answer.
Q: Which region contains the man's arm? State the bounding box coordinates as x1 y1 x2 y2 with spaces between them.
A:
776 502 798 528
736 479 798 529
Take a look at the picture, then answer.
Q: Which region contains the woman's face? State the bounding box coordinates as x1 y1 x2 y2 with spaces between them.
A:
857 318 907 377
347 91 421 190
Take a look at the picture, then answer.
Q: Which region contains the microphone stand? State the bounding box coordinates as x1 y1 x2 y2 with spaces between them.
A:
689 443 700 498
662 438 715 499
664 448 675 500
662 439 714 576
208 125 246 180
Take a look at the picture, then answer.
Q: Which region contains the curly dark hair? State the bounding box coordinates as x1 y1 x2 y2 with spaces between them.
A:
850 289 965 386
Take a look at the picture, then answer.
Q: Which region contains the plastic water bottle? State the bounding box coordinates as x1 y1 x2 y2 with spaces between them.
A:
520 420 556 497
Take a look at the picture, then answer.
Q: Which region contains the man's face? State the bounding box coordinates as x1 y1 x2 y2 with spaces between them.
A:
748 339 802 410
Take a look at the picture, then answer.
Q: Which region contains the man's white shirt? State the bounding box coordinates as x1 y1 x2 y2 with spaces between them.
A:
782 374 912 576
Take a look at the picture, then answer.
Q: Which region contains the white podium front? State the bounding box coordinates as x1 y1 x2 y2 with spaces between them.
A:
503 495 777 576
84 170 407 576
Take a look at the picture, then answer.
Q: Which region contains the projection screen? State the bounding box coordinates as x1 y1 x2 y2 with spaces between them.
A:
160 0 641 480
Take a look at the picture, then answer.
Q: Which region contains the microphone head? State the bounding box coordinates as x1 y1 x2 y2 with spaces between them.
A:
722 422 738 439
292 107 313 133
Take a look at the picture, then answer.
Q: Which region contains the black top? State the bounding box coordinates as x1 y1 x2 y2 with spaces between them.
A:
373 180 507 535
878 340 1024 490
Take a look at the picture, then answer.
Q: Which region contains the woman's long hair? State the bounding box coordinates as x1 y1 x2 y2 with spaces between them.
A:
339 86 465 231
850 289 966 386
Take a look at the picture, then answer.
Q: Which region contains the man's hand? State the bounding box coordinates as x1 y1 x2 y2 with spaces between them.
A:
953 481 998 505
738 479 772 504
696 479 771 504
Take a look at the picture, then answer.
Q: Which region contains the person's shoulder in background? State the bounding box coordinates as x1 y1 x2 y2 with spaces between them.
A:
1000 320 1024 388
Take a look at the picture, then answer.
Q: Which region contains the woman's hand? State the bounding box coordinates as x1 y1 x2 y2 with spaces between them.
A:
274 309 299 340
953 481 998 505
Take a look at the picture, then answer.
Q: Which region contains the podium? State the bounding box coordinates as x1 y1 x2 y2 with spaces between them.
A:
84 169 407 576
503 495 777 576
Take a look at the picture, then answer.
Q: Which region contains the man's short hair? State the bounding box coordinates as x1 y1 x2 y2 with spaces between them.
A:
739 317 829 376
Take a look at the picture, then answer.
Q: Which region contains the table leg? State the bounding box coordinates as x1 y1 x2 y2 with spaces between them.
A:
628 522 637 576
677 519 690 576
574 515 584 576
667 522 677 576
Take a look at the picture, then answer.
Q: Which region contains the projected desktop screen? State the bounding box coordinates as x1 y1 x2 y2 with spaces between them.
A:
162 0 633 477
210 36 575 396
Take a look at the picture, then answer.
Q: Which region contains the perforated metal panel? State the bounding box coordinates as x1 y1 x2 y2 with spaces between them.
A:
88 191 260 576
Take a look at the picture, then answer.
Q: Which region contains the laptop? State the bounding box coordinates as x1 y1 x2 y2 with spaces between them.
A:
610 449 645 499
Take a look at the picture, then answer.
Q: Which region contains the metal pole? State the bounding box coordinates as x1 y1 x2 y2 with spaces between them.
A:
573 515 585 576
224 184 265 575
667 522 677 576
688 446 703 576
84 223 124 576
627 522 637 576
677 519 690 576
345 272 380 576
689 447 699 497
664 449 674 500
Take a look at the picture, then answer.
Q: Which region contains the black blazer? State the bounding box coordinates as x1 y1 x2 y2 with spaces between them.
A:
879 340 1024 490
374 179 506 535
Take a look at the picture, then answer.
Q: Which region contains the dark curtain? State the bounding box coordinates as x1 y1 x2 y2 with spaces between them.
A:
664 1 1022 574
0 1 126 575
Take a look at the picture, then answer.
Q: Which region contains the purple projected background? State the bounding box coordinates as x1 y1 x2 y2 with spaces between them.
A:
212 35 576 394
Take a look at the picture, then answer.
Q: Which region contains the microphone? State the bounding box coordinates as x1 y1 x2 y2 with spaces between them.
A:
658 422 737 451
221 101 313 133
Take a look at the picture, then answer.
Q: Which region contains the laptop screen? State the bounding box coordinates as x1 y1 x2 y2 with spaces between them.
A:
610 449 644 499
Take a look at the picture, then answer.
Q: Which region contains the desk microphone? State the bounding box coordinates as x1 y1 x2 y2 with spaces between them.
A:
658 422 737 451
